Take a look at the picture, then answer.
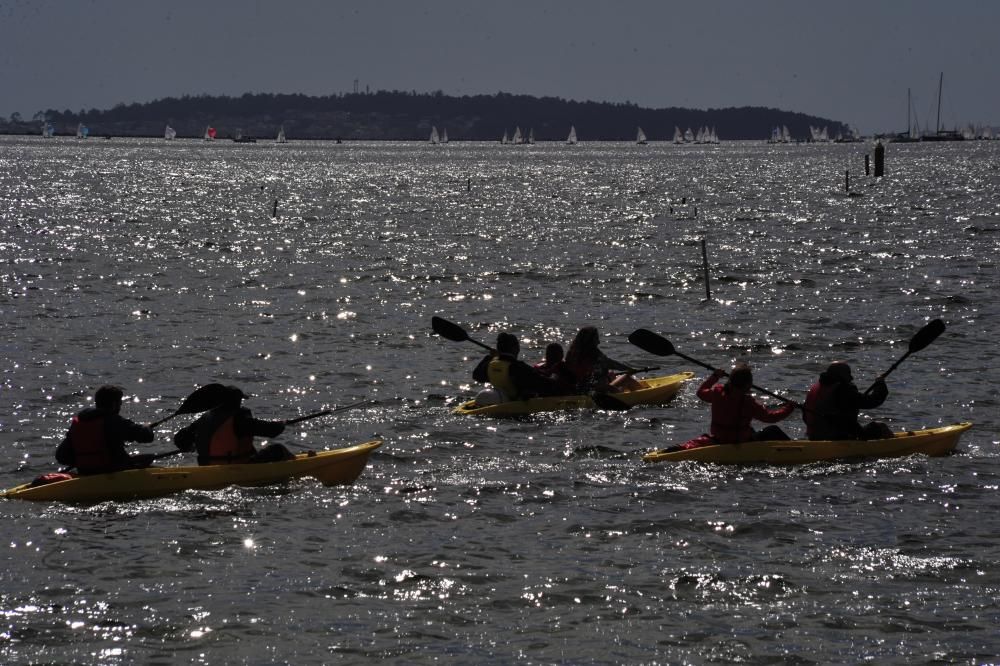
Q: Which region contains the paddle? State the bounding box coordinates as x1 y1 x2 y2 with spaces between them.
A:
589 392 631 411
283 400 376 425
864 318 945 395
149 383 231 428
431 316 493 351
628 328 797 406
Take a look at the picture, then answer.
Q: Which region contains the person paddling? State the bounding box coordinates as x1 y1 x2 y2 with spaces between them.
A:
55 385 156 475
564 326 641 392
676 364 795 450
803 362 892 440
471 333 562 403
532 342 576 394
173 386 293 465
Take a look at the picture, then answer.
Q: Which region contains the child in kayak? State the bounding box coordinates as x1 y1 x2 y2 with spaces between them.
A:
173 386 293 464
803 361 892 440
677 364 795 450
564 326 641 393
532 342 576 394
55 385 156 475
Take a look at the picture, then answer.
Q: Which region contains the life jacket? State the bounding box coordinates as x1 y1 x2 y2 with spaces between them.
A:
802 382 833 438
487 358 521 400
68 414 114 473
707 386 754 444
206 415 256 463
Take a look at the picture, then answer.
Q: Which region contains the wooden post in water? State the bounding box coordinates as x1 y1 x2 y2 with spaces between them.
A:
701 238 712 302
272 199 278 218
845 169 850 193
865 154 870 176
467 177 471 192
874 141 885 177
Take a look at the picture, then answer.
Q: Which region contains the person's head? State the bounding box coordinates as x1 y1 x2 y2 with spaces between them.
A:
727 363 753 391
496 332 520 357
567 326 600 361
94 385 124 413
544 342 564 365
821 361 852 385
221 385 247 409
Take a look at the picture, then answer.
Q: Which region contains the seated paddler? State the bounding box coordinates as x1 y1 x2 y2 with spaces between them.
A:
55 384 156 475
173 385 293 465
471 332 562 404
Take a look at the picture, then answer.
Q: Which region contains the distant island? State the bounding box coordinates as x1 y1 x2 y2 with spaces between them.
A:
0 90 850 142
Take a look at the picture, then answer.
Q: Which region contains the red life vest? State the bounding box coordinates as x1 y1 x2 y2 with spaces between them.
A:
706 386 754 444
206 415 256 463
803 382 834 439
68 414 114 473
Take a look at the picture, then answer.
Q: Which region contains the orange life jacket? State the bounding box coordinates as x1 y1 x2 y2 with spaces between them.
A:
206 415 256 463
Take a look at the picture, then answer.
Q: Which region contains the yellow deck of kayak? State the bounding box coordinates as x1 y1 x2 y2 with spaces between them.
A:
2 440 382 502
643 423 972 465
453 372 695 417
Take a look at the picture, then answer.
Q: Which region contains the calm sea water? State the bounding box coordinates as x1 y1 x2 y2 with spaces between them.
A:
1 136 998 664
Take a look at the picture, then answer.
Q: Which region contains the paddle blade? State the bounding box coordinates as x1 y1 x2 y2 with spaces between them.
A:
175 383 230 415
431 316 470 343
909 319 945 354
628 329 675 357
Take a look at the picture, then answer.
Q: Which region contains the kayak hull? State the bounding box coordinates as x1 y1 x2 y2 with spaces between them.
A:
643 423 971 464
453 372 695 417
2 440 382 502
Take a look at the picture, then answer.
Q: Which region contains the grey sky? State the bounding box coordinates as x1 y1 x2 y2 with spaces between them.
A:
2 0 997 134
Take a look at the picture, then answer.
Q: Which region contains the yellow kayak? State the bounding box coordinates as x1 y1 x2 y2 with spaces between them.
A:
643 423 971 465
2 440 382 502
453 372 695 417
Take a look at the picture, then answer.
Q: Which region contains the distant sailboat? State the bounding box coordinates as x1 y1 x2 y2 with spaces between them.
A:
41 121 54 138
76 123 89 139
441 128 448 144
566 125 578 145
673 126 683 144
922 72 964 141
636 127 647 144
430 126 440 144
276 126 287 143
204 126 216 141
528 128 535 144
501 130 509 144
512 126 523 144
164 125 177 140
684 127 694 143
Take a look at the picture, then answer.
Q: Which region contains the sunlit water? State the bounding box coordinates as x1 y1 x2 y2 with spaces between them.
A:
1 136 998 664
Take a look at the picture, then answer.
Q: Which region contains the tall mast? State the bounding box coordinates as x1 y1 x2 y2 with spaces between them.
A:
936 72 943 134
907 88 911 136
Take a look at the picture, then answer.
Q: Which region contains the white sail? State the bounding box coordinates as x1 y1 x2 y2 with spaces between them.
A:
512 126 523 144
566 125 577 144
673 126 683 143
430 126 440 144
528 128 535 144
441 128 448 144
684 127 694 142
782 125 791 142
164 125 177 140
42 121 53 138
76 123 88 139
501 130 509 144
276 126 287 143
636 126 647 144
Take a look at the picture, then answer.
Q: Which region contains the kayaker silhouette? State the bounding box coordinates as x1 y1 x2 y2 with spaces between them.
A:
55 385 156 475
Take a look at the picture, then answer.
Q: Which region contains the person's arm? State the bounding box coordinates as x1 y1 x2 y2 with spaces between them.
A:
751 399 795 423
696 371 724 402
55 435 75 466
855 378 888 409
117 417 155 444
237 409 286 439
597 351 635 373
173 422 197 452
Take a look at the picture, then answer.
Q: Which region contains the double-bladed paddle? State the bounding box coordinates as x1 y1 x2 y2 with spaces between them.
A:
431 316 493 351
863 318 945 394
628 328 797 406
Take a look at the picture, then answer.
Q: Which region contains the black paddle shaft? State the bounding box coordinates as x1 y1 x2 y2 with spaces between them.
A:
628 329 797 406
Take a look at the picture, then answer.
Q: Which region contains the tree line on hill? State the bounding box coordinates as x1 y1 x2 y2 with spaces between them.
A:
1 90 849 141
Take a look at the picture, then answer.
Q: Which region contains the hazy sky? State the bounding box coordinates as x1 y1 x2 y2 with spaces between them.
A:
2 0 998 134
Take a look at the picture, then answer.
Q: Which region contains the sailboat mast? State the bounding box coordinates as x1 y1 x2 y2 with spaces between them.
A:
907 88 911 135
935 72 943 134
